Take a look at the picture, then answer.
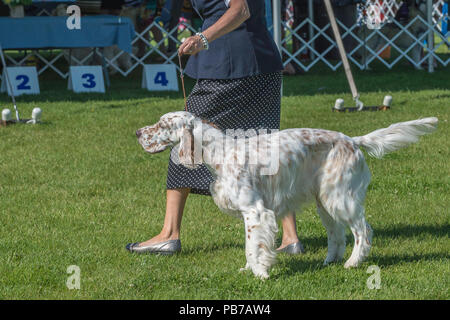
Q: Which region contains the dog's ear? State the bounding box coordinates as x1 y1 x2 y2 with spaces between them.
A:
178 127 200 169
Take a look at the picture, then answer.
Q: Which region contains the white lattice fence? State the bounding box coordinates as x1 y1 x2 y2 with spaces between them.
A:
282 0 449 71
3 1 448 77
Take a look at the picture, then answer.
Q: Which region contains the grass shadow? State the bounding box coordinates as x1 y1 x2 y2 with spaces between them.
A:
372 252 450 267
274 257 326 277
276 223 450 275
181 241 244 255
180 223 448 258
297 223 449 252
277 251 449 277
374 223 450 240
282 64 450 97
1 63 448 104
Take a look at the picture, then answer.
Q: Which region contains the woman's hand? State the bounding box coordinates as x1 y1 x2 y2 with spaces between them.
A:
178 35 205 56
177 0 250 57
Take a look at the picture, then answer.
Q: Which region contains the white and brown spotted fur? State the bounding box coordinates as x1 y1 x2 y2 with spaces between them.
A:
136 112 438 279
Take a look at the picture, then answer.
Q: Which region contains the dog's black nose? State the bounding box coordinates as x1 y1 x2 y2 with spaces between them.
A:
136 130 142 138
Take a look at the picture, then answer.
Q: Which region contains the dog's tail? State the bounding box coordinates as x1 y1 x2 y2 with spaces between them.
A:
352 117 438 159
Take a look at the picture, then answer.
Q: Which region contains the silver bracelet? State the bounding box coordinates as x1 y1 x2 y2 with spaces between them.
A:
195 32 209 50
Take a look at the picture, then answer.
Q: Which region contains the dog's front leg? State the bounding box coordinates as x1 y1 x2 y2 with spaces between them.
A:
242 207 278 279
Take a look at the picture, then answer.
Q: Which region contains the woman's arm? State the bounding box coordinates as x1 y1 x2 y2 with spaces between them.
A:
178 0 250 56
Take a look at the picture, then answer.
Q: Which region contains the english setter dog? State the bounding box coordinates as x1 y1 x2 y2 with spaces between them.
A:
136 111 437 279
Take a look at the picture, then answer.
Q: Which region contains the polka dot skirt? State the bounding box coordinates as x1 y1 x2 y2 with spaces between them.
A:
167 72 282 195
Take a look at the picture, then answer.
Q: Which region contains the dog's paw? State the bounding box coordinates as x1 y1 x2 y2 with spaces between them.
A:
344 258 360 269
323 256 342 266
239 263 251 273
323 259 337 266
254 271 269 280
252 266 270 280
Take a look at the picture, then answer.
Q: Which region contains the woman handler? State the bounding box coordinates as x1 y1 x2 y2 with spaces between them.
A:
126 0 304 255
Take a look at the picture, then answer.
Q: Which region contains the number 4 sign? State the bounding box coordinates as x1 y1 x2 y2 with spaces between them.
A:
1 66 40 96
142 64 178 91
68 66 105 93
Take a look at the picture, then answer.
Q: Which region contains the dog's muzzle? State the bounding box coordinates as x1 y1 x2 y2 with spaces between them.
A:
136 129 142 138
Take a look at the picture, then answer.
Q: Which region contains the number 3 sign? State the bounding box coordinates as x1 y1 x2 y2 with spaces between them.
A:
1 67 40 96
142 64 178 91
68 66 105 93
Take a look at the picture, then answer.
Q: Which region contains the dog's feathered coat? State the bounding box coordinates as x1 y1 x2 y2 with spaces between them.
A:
137 112 437 278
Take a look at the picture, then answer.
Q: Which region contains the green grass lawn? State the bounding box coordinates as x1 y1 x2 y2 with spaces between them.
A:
0 64 449 299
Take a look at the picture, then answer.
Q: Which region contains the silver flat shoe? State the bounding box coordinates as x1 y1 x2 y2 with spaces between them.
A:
125 239 181 255
276 241 305 254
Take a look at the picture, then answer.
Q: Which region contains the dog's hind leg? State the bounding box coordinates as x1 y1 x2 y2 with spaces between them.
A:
319 141 373 268
344 212 373 268
319 198 372 268
316 201 346 265
242 205 278 279
344 163 373 268
336 160 372 268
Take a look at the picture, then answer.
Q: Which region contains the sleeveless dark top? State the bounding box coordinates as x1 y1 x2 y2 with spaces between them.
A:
185 0 283 79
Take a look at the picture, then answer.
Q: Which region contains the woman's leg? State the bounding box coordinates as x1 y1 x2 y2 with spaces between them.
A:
278 212 300 250
138 188 190 246
137 188 299 249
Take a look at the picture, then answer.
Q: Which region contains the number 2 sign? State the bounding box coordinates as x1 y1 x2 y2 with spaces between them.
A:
1 67 40 96
142 64 178 91
68 66 105 93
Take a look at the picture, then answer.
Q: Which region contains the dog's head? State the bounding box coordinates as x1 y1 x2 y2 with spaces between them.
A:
136 111 202 168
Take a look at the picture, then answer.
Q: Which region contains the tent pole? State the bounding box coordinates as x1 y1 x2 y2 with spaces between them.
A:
0 44 20 121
